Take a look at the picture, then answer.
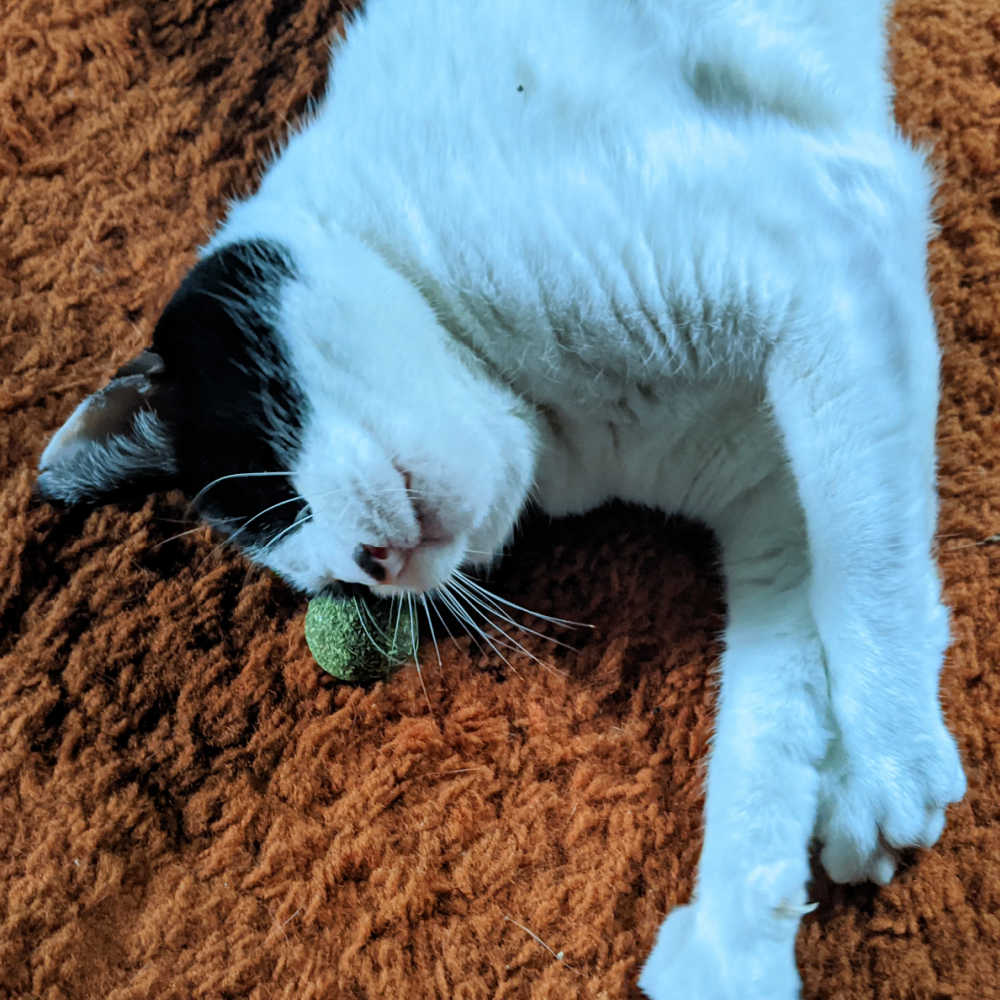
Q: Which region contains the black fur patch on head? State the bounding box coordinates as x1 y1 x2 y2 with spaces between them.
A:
152 239 308 548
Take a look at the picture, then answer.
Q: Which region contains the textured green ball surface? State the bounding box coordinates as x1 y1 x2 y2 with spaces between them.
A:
304 595 415 682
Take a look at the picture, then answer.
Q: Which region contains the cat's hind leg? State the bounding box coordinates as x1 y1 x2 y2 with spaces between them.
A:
764 273 966 886
640 475 832 1000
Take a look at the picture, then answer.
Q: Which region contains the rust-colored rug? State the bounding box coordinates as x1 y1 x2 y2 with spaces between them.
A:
2 2 998 997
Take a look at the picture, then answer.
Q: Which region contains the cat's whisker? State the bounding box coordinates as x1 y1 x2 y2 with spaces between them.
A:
194 478 424 532
363 595 412 656
453 570 593 629
367 596 399 647
420 594 443 669
144 511 245 555
447 581 568 672
353 595 394 661
435 586 506 669
255 512 315 559
148 524 213 551
189 470 294 509
177 475 437 581
426 590 460 647
433 586 491 662
448 576 580 654
227 493 312 547
446 583 567 679
391 594 406 651
206 504 313 572
449 576 536 637
437 584 524 679
406 593 434 714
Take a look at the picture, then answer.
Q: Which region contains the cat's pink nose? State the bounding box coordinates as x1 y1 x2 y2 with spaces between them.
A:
354 543 407 584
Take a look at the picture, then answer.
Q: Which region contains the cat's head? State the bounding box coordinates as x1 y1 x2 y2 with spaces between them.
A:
37 238 539 596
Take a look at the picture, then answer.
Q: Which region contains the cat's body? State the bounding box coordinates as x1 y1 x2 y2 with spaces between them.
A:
38 1 966 996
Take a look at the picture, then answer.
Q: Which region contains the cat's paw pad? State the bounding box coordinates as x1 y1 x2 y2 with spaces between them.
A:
818 724 965 884
639 903 801 1000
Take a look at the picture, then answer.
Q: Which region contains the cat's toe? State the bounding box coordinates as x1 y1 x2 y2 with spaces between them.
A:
817 724 965 885
819 831 896 885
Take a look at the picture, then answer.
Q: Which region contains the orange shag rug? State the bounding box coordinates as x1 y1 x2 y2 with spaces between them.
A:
2 2 998 997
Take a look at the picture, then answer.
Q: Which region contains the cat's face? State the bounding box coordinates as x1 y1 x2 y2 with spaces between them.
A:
37 240 539 596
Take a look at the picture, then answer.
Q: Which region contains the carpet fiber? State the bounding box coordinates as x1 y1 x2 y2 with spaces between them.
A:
2 1 998 997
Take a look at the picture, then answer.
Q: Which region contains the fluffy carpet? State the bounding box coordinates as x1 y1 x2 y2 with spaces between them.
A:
2 1 998 997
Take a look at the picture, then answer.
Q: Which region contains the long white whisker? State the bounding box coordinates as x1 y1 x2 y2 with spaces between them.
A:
204 501 313 568
195 477 429 525
256 512 314 557
407 594 433 714
420 594 443 668
426 591 460 647
190 470 294 508
149 524 213 551
361 598 394 655
357 596 397 648
227 493 311 546
392 595 405 651
434 587 490 660
438 585 524 679
449 576 580 654
448 581 523 650
353 595 391 660
444 583 567 679
453 570 593 629
198 515 308 574
146 510 246 555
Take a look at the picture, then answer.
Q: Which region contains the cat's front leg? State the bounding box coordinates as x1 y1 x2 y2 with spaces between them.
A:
764 277 966 886
640 484 831 1000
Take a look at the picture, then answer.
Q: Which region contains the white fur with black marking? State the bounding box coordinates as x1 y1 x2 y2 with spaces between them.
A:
39 2 966 996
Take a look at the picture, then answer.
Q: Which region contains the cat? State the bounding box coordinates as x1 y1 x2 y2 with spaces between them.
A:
36 0 967 995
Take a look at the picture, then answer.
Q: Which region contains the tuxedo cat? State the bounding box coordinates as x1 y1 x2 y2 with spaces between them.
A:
37 0 966 995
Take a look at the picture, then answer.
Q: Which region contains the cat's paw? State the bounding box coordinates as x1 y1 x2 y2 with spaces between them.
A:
817 721 966 884
638 903 801 1000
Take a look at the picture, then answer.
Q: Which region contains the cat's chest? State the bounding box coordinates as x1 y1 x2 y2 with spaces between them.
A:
322 135 782 400
267 9 798 388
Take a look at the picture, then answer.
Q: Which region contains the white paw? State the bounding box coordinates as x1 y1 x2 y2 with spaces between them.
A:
817 720 966 884
639 903 802 1000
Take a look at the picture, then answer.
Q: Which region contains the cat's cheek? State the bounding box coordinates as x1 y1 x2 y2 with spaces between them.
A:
247 528 353 595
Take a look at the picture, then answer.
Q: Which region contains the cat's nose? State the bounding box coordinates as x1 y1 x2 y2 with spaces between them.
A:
354 543 407 584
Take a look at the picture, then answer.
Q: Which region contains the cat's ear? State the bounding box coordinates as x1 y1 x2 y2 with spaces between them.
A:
36 349 178 504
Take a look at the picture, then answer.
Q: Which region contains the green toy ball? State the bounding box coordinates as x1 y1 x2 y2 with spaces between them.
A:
304 593 415 682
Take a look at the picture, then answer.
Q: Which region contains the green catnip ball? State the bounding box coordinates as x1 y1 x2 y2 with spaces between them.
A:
304 594 415 682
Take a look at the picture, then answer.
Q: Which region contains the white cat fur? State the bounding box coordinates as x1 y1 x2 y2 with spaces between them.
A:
194 0 967 995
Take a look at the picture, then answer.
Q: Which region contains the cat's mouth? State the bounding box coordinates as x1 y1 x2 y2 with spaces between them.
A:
361 532 462 594
345 467 464 593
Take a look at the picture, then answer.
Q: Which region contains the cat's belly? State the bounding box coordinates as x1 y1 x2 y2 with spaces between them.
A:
530 379 787 526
